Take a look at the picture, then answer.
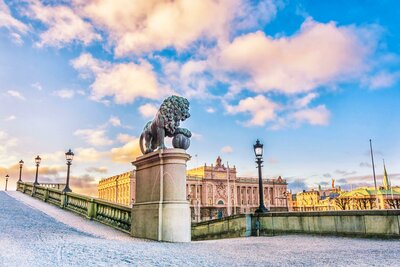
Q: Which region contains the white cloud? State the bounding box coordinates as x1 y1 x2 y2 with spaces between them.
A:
4 115 16 121
366 71 399 90
10 32 23 45
0 130 18 165
71 53 164 104
74 147 104 162
268 117 288 131
178 60 213 98
181 60 208 80
293 93 318 108
86 166 108 174
233 0 279 31
31 82 43 91
221 146 233 153
0 0 28 34
108 116 121 127
206 107 216 113
7 90 25 100
138 103 158 118
225 95 278 126
0 131 17 147
40 150 65 164
191 132 203 140
74 128 113 147
116 133 136 143
291 105 330 126
159 57 215 99
110 135 141 163
53 89 75 99
25 0 101 47
75 0 237 56
218 18 373 95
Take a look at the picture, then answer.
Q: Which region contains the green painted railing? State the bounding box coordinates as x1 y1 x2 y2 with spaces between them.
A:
16 181 132 234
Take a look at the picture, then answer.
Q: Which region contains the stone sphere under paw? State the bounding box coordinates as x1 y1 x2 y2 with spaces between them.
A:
172 134 190 150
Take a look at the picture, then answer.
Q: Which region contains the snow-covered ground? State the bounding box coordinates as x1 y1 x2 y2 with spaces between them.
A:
1 191 400 267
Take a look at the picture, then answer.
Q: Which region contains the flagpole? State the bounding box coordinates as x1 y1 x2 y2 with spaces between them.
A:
369 139 379 209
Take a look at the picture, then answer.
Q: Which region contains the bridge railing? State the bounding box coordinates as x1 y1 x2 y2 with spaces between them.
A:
39 183 66 189
16 181 132 234
94 198 131 233
191 209 400 240
48 188 62 206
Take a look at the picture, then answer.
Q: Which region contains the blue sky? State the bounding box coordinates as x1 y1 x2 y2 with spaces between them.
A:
0 0 399 195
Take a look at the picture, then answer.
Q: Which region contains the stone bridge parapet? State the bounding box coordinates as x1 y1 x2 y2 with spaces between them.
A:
192 210 400 240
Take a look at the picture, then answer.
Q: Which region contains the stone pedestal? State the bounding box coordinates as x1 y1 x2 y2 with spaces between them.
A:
131 149 191 242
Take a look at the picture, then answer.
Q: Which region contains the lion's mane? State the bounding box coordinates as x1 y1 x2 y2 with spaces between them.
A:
157 96 190 136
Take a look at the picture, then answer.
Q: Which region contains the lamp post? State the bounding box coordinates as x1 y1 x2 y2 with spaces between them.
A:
5 174 9 191
254 139 268 213
62 149 74 193
18 160 24 182
33 155 41 186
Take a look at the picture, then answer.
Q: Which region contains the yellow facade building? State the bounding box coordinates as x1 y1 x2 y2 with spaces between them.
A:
97 171 135 206
291 186 341 211
335 187 400 210
289 167 400 211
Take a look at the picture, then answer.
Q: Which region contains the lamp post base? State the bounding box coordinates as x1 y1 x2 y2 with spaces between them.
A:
255 205 269 214
62 186 72 193
33 182 39 186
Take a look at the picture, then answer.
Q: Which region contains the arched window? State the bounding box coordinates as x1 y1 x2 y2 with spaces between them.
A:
217 200 224 205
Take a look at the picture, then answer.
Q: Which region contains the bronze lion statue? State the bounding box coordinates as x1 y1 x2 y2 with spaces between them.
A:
139 95 192 154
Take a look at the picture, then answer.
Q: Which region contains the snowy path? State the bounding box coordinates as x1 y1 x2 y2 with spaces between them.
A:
1 191 400 267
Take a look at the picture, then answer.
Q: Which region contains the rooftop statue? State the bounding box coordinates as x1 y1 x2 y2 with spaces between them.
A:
139 95 192 154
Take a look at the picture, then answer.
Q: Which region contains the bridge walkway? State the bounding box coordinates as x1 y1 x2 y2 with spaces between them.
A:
1 191 400 266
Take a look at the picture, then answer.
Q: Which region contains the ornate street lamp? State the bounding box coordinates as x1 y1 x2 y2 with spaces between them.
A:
254 139 268 213
62 149 74 193
33 155 41 186
5 174 9 191
18 160 24 182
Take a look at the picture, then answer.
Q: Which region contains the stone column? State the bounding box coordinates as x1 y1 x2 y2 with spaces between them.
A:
131 149 191 242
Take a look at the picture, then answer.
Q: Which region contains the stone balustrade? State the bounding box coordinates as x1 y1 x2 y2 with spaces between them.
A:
192 209 400 240
95 199 131 233
48 188 62 206
39 183 66 189
16 181 132 233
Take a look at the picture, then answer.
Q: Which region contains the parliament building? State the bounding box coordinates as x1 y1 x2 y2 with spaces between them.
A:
97 156 288 222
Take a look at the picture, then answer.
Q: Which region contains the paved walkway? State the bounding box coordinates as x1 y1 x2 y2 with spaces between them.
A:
1 191 400 266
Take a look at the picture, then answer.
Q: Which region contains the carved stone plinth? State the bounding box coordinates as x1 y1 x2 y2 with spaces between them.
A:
131 149 191 242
